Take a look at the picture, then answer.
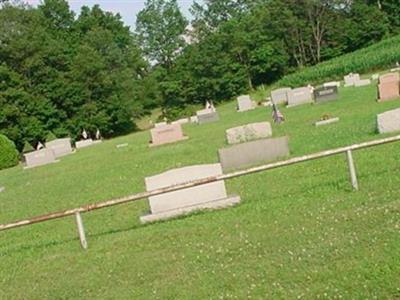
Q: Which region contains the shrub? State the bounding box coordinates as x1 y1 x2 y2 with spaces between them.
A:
0 134 19 170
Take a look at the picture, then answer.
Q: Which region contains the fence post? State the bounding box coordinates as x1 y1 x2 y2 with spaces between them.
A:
346 150 359 191
75 212 88 250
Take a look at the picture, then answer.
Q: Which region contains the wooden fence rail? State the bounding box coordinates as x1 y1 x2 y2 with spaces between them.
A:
1 135 400 249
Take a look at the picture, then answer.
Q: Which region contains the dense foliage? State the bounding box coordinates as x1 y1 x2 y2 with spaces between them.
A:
1 0 399 147
0 1 153 150
0 134 19 170
137 0 398 117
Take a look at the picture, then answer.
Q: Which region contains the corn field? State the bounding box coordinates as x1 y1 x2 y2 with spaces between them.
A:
277 35 400 87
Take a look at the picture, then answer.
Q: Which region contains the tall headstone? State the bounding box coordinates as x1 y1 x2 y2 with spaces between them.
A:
226 122 272 145
237 95 255 112
141 164 241 223
45 138 73 158
150 123 188 147
287 87 313 107
377 108 400 134
271 88 291 105
24 148 57 168
378 72 400 102
218 136 290 171
314 86 338 103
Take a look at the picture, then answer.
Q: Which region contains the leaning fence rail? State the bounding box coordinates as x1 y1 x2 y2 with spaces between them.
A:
1 135 400 249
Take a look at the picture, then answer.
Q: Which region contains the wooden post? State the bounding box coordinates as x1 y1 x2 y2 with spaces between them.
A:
346 150 359 191
75 212 87 250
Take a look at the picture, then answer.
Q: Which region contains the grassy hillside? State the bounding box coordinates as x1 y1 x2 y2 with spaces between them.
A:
0 79 400 298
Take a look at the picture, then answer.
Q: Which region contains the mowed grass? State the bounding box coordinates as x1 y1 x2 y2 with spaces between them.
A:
0 80 400 299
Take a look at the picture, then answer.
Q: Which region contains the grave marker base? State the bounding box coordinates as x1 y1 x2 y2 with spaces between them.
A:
140 195 241 223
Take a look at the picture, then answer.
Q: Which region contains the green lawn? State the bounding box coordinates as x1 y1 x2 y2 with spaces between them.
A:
0 80 399 299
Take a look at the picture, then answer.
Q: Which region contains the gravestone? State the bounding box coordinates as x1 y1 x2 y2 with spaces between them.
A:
287 87 313 107
141 164 241 223
150 123 188 147
323 81 340 88
75 139 101 149
378 72 400 102
172 118 189 125
24 148 57 168
314 86 338 103
377 108 400 134
218 136 290 171
354 79 371 87
155 122 167 128
0 186 4 193
45 138 73 158
271 88 291 104
226 122 272 145
315 117 339 127
237 95 255 112
196 108 219 124
344 73 360 87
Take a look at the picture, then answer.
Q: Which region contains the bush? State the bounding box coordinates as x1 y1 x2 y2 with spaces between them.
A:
0 134 19 170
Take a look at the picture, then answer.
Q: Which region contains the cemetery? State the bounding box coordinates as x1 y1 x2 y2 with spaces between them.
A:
1 8 400 295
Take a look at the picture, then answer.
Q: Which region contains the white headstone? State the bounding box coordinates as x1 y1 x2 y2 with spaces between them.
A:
377 108 400 134
226 122 272 145
271 88 291 105
24 148 57 168
287 87 313 107
141 164 240 223
45 138 73 158
237 95 255 112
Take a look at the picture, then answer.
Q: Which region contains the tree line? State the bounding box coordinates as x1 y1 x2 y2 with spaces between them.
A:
1 0 399 150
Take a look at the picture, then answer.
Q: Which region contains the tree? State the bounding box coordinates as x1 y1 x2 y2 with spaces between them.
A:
136 0 188 69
